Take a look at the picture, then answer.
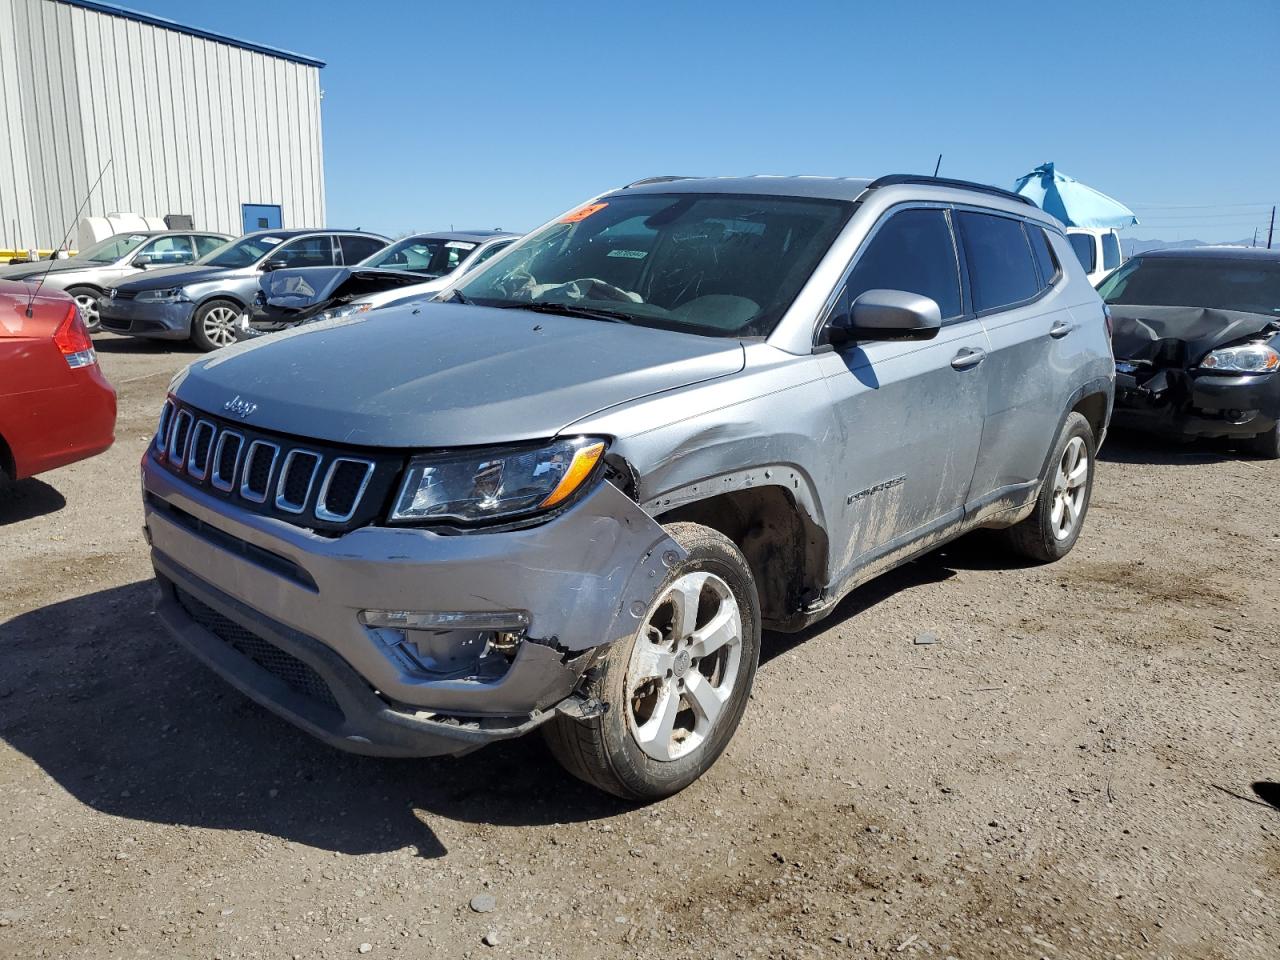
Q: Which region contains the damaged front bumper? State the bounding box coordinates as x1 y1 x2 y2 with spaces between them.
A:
1112 363 1280 439
142 460 684 757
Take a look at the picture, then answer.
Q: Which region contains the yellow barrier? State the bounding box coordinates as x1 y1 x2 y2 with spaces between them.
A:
1 248 77 262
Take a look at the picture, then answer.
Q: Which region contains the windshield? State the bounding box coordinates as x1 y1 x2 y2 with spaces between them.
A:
360 236 478 277
1099 256 1280 316
79 233 150 263
201 234 286 268
454 193 852 337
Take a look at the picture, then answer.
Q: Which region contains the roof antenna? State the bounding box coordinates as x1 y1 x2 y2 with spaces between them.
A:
932 154 942 177
26 158 112 318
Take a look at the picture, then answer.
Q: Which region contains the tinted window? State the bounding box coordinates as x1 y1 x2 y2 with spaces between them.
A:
1028 227 1060 288
1101 232 1121 270
842 208 962 320
193 235 226 257
273 236 335 268
957 212 1041 312
1068 233 1096 273
340 235 387 265
1098 257 1280 316
457 193 851 337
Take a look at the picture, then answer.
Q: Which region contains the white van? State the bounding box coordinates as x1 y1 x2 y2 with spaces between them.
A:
1066 227 1123 286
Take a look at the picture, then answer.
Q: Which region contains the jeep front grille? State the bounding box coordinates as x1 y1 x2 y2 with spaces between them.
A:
153 400 400 534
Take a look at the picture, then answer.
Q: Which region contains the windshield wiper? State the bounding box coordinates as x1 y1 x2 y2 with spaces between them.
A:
502 300 635 324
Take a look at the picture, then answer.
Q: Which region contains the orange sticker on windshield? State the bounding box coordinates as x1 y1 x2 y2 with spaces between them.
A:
560 202 608 223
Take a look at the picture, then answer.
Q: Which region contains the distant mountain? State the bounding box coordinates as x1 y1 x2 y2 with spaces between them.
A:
1121 237 1260 256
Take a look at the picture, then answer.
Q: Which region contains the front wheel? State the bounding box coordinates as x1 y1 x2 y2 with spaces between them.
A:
543 522 761 800
191 299 241 352
1000 412 1096 563
65 286 102 333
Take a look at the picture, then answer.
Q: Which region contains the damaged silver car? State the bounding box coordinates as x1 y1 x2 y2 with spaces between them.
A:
142 174 1114 799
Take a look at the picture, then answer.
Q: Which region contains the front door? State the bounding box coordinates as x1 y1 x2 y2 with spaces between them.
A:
242 204 282 234
817 206 989 582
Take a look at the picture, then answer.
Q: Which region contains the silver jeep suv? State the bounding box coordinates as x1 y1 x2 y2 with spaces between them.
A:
142 175 1114 799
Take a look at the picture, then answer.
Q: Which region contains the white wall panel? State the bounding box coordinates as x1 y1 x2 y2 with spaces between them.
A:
0 0 325 249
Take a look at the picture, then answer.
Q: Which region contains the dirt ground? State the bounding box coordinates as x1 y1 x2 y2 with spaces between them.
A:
2 334 1277 960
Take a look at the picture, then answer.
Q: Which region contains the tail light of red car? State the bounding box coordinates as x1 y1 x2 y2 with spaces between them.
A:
53 302 97 369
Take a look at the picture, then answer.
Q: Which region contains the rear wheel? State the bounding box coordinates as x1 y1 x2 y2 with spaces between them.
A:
1249 422 1280 459
65 286 102 333
543 522 761 800
1001 412 1096 563
191 299 241 352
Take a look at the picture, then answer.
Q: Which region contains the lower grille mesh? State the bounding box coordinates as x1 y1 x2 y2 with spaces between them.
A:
175 587 341 713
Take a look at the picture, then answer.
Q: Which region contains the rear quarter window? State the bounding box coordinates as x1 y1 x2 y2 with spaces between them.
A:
957 211 1041 312
1028 227 1061 288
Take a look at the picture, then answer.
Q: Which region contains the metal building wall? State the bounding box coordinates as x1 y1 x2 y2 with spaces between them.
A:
0 0 325 250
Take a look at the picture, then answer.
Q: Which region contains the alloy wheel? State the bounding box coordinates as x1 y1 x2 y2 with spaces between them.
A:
74 294 100 332
1050 436 1089 541
202 306 239 347
626 572 743 762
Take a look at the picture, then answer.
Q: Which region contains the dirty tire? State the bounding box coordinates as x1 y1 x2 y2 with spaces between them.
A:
190 299 241 352
65 286 102 333
543 522 761 801
1248 423 1280 459
1001 412 1096 563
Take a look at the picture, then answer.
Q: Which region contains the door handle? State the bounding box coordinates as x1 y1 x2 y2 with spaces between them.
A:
1049 320 1077 339
951 347 986 370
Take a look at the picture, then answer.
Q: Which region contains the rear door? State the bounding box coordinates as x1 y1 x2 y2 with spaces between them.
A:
338 234 388 265
817 206 989 575
959 211 1068 512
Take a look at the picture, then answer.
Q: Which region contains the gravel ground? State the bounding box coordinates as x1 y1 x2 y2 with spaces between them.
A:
2 335 1277 960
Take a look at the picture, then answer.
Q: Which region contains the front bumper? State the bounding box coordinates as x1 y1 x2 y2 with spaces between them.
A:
1113 367 1280 439
98 296 196 339
142 454 683 756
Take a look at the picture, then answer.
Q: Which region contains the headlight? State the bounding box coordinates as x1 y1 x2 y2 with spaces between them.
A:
1199 343 1279 374
136 287 189 303
390 437 607 524
318 302 372 321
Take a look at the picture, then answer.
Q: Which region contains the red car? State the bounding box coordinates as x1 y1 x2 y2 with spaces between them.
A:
0 280 116 484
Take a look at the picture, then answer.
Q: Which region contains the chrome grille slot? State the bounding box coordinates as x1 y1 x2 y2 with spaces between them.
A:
274 449 321 514
186 420 217 480
155 399 175 455
316 458 375 522
239 440 280 503
211 431 244 492
168 409 194 466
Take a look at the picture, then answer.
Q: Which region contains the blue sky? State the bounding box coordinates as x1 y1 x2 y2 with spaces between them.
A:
126 0 1278 242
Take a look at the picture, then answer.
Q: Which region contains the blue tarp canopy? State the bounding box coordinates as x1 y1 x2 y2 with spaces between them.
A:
1012 163 1138 229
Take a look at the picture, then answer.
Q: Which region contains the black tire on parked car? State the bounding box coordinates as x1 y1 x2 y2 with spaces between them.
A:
1001 412 1097 563
543 522 761 801
64 286 102 333
1249 422 1280 460
191 299 242 352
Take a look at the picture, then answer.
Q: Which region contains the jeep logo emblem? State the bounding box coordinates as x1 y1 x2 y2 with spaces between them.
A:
223 395 258 419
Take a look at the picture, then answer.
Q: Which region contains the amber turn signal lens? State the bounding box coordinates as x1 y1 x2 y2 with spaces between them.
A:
539 441 606 508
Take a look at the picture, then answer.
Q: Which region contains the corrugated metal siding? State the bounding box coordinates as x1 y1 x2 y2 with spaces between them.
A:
0 0 325 250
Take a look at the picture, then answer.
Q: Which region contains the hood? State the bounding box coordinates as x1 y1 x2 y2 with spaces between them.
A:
1110 304 1280 366
115 263 233 291
0 257 100 280
171 302 746 447
260 267 427 313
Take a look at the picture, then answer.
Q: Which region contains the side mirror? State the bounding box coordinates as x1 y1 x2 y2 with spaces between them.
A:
832 289 943 343
132 254 154 268
261 257 289 272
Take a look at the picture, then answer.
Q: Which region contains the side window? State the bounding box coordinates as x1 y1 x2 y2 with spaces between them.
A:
340 235 386 265
194 235 226 258
1101 232 1121 271
1027 226 1061 289
139 235 195 264
465 240 513 270
956 211 1041 312
272 236 336 268
840 208 962 321
1068 233 1096 273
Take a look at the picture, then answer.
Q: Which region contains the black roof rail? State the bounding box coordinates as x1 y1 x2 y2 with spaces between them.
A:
624 175 698 188
864 174 1037 208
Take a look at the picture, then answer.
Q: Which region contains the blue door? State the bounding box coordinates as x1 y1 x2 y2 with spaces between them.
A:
241 204 282 234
